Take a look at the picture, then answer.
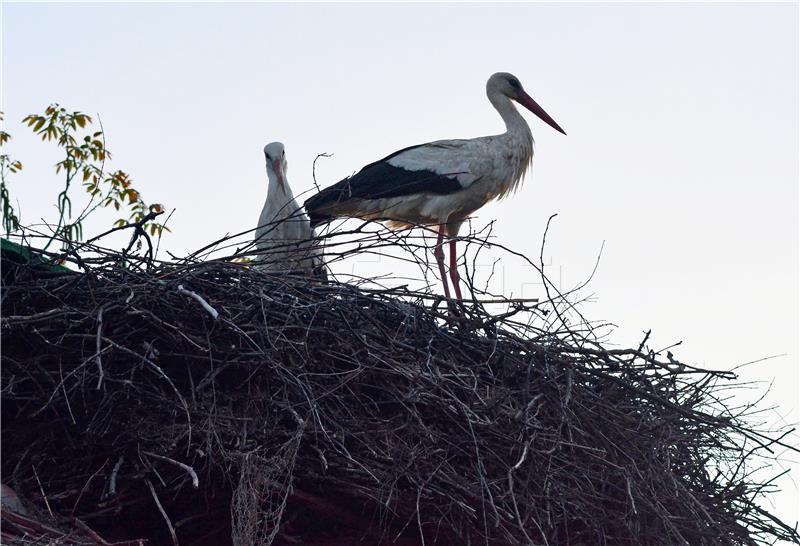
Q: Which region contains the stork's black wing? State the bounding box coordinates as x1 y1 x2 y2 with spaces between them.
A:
304 142 468 227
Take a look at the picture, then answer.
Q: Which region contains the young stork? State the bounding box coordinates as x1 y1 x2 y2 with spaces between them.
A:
303 72 565 300
255 142 324 275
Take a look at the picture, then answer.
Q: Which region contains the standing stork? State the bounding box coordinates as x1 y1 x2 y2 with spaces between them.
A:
255 142 324 275
303 72 565 301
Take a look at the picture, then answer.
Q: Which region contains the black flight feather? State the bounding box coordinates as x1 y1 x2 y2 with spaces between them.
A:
304 143 466 227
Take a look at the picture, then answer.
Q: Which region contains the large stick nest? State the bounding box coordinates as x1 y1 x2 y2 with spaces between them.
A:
1 230 798 546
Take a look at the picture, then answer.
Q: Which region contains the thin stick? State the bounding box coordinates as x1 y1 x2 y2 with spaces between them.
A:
146 478 178 546
142 450 200 489
177 284 219 320
108 456 124 497
95 305 105 389
32 465 54 519
311 152 334 192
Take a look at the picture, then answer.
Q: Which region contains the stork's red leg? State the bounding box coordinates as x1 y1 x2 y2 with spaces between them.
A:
434 224 452 301
448 239 463 301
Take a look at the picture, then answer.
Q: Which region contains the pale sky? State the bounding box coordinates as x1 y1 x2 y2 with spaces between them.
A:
3 0 798 530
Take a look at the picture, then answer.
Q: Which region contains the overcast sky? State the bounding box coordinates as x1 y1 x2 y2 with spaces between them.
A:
3 0 798 529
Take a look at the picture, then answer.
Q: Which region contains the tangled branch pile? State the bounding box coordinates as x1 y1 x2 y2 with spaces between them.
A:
1 238 798 545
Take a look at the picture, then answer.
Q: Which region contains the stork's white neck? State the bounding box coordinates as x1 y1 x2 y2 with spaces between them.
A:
486 90 535 199
488 92 532 138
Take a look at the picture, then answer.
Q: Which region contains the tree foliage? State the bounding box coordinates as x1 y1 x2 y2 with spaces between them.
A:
1 104 168 249
1 113 24 234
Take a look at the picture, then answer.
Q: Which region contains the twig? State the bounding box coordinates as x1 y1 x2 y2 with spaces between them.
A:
32 465 53 519
69 461 110 518
2 308 70 325
86 209 164 246
146 478 178 546
177 284 219 320
142 450 200 489
311 152 334 192
154 207 176 261
108 456 124 497
95 305 106 389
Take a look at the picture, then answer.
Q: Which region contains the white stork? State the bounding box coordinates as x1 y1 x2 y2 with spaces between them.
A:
303 72 565 301
255 142 324 275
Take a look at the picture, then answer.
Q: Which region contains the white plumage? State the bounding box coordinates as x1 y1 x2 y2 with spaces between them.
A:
352 131 533 235
255 142 323 275
304 72 565 302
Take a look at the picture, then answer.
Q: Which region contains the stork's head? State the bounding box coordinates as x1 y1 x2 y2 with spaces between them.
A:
263 141 287 187
487 72 566 135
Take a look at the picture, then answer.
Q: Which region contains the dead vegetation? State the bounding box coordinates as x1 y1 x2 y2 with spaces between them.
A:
1 221 798 545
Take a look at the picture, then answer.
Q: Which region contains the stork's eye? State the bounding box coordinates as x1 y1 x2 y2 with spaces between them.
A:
508 78 521 89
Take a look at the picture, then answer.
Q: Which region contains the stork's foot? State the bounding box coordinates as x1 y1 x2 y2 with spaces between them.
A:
431 295 462 318
443 296 474 319
446 299 462 318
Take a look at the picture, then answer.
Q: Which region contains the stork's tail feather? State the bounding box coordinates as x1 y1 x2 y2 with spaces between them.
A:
308 212 332 229
304 188 342 228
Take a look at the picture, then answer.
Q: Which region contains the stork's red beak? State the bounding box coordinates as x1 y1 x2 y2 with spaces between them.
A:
272 159 285 187
517 92 566 135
